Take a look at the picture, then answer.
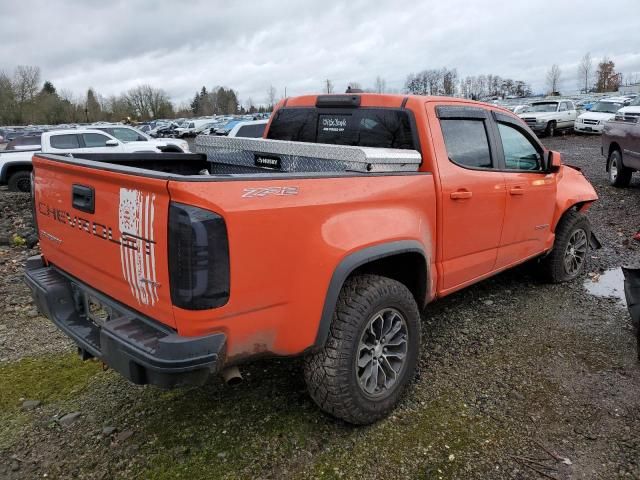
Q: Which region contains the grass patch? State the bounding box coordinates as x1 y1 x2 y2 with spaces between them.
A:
134 360 498 480
0 353 102 449
0 353 102 411
138 363 328 480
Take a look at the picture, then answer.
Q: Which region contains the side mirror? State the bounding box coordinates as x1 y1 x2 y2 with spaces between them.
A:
105 139 119 147
548 151 562 172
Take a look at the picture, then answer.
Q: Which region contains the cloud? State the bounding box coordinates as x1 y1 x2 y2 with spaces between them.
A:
2 0 639 106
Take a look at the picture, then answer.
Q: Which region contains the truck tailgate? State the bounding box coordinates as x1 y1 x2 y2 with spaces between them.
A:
32 155 176 328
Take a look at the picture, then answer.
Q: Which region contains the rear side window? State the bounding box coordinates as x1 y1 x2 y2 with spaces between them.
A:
440 119 492 169
235 124 265 138
267 108 416 150
50 134 80 149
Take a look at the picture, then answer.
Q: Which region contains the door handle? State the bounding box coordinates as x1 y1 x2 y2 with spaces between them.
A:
450 190 472 200
509 186 525 195
72 184 95 214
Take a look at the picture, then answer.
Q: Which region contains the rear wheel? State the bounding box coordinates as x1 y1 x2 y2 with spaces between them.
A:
7 171 31 192
608 149 632 188
545 121 557 137
539 210 591 283
304 274 420 424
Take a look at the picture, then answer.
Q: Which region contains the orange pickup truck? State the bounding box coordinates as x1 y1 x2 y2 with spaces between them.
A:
25 94 598 424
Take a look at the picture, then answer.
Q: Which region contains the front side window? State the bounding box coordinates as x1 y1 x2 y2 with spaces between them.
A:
440 119 492 169
111 127 145 142
82 133 111 147
558 103 568 112
497 123 542 171
50 134 80 149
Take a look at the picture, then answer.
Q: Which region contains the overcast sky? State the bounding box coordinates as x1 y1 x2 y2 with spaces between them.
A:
3 0 640 106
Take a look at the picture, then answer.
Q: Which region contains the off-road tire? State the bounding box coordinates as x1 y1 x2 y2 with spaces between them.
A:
7 171 31 192
545 121 556 137
608 149 632 188
539 210 591 283
304 274 421 425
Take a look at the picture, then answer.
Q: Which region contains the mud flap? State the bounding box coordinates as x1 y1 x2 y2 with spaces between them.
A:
589 232 602 250
622 267 640 361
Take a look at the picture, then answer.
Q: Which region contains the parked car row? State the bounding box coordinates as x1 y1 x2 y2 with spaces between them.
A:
0 125 189 192
511 94 639 137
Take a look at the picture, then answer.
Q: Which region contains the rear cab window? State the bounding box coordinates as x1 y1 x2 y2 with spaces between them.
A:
267 108 417 150
236 124 266 138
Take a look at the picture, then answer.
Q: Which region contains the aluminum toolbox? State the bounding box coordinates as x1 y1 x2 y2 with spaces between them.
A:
194 136 421 173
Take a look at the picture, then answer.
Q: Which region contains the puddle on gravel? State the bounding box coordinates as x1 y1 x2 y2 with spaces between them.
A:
584 268 626 306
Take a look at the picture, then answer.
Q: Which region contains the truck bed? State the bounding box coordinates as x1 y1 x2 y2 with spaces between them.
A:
40 137 423 179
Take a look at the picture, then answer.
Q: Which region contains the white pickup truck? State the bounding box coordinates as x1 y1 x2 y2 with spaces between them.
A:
518 100 578 137
0 129 166 192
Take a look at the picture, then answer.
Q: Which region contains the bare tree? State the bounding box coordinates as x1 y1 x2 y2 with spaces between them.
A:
594 57 622 92
12 65 41 122
577 53 592 93
126 85 173 119
266 85 277 109
13 65 40 103
442 68 458 95
0 71 15 124
323 79 334 94
546 64 562 94
374 76 387 93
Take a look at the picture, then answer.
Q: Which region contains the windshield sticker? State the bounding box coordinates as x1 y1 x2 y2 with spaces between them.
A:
118 188 158 306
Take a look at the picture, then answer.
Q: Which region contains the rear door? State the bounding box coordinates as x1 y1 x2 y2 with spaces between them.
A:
47 133 83 153
431 105 507 291
33 155 175 327
491 112 556 268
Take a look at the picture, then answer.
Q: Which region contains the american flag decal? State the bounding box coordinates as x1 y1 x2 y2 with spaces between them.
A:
118 188 158 306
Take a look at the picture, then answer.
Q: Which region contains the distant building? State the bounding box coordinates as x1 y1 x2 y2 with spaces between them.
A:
619 84 640 94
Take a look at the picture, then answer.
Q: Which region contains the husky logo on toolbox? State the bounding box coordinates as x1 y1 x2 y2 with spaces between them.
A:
118 188 159 306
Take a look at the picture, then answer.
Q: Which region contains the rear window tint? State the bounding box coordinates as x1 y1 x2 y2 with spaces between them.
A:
267 108 416 150
6 136 41 150
235 123 266 138
50 134 80 149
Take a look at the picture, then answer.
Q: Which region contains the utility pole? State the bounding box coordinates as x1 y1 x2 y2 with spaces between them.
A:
324 79 334 94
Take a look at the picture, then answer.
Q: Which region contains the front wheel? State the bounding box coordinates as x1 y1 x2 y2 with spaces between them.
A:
608 150 632 188
304 274 421 424
539 210 591 283
545 121 556 137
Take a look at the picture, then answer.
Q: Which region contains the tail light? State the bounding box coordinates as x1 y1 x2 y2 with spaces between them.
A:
30 170 39 235
168 203 230 310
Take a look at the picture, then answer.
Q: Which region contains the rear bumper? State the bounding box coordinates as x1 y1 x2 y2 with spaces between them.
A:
24 255 226 388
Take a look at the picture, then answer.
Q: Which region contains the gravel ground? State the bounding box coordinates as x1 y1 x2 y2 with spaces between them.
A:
0 134 639 479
